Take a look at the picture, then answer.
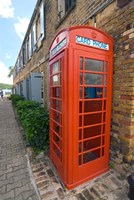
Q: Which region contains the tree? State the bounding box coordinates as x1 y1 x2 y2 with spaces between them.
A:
8 66 14 78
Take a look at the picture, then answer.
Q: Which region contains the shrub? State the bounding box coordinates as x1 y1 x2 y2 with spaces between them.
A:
23 107 49 152
11 96 49 153
10 94 25 106
16 100 40 121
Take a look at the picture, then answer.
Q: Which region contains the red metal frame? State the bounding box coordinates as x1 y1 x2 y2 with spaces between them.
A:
49 26 113 189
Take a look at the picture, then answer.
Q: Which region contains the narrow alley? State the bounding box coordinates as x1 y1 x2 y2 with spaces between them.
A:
0 99 39 200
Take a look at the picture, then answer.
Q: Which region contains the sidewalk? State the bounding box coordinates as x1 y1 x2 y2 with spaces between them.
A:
0 99 40 200
0 99 131 200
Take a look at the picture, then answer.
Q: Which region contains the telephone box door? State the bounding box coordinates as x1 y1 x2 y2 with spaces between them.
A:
49 52 67 180
72 50 112 183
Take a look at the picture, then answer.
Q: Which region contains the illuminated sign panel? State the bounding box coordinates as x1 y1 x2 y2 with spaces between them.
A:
52 38 67 55
76 35 109 50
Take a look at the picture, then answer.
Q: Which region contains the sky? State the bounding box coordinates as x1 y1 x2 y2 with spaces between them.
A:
0 0 37 85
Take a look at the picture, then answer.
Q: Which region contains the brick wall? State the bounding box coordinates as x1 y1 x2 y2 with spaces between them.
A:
95 1 134 164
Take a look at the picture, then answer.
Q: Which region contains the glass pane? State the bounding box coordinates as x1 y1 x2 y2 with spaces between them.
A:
103 124 105 134
53 143 61 160
53 74 60 86
79 87 82 99
79 115 82 127
80 73 83 85
102 148 104 156
84 137 101 151
79 129 82 140
104 100 106 110
52 87 62 98
53 111 61 123
103 75 107 85
84 113 102 126
84 100 102 112
83 149 100 164
102 136 105 145
80 57 83 70
52 61 60 74
79 101 82 113
104 88 107 98
95 88 103 98
53 134 61 148
78 142 82 153
85 58 104 72
103 112 106 122
84 125 102 139
78 155 82 165
84 87 103 99
84 73 102 85
52 99 62 111
104 62 107 72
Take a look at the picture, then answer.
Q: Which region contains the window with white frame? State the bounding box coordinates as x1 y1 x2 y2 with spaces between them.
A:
25 39 29 63
20 51 23 69
58 0 76 21
36 14 41 48
16 59 19 74
32 23 37 51
35 3 45 48
22 44 26 66
40 2 45 41
29 32 33 58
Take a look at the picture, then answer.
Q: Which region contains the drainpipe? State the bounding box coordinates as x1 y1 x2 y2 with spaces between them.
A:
81 0 114 25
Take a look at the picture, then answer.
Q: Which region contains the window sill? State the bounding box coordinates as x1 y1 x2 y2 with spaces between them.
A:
55 3 76 29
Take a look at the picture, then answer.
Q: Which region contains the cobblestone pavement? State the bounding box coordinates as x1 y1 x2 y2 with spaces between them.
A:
0 99 40 200
0 99 131 200
31 156 130 200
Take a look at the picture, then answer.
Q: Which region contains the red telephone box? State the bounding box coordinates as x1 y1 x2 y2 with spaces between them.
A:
49 26 113 189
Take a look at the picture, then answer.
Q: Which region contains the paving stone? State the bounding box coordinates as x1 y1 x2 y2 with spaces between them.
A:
14 194 23 200
0 174 6 181
41 191 55 200
110 176 122 187
15 183 30 196
0 177 14 188
35 175 47 182
7 180 22 192
90 187 101 199
51 198 59 200
37 180 49 188
47 169 55 177
22 190 36 199
57 187 65 199
76 193 86 200
32 167 44 173
0 185 6 194
1 189 15 199
68 196 77 200
82 189 95 200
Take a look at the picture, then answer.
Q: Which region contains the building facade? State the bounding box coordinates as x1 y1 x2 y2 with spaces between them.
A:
13 0 134 166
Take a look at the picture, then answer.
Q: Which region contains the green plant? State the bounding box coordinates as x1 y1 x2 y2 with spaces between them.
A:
11 97 49 153
10 94 25 106
109 162 115 169
23 107 49 152
16 100 40 120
